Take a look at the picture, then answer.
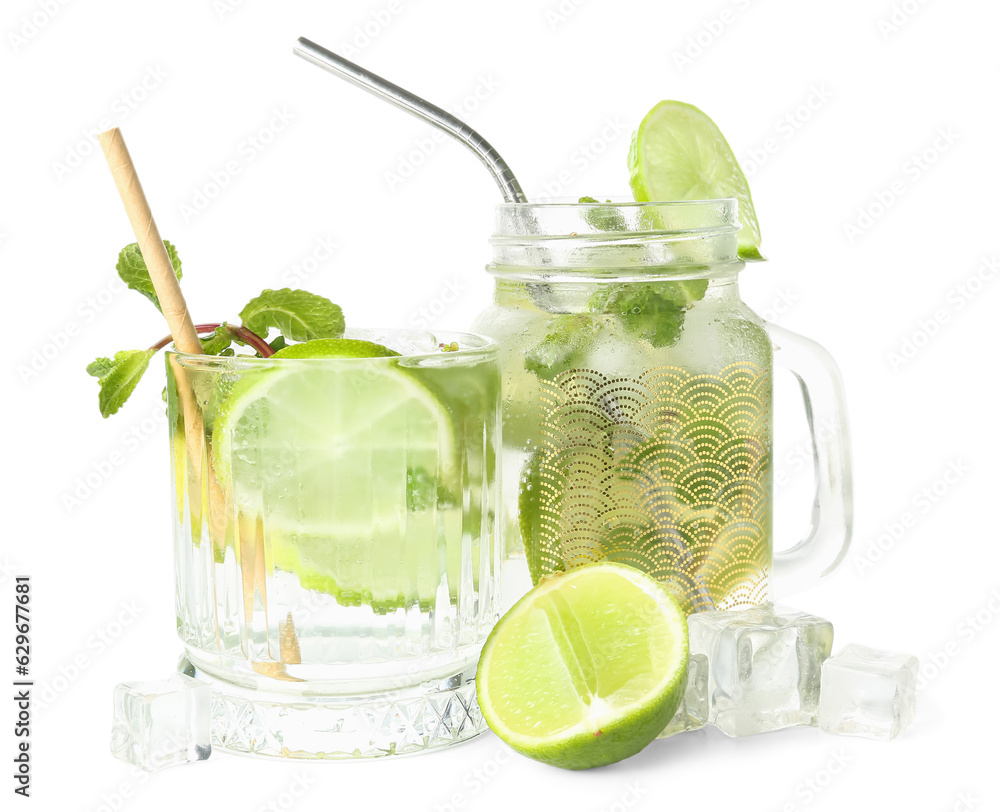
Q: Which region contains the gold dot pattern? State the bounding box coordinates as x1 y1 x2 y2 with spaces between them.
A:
530 362 772 613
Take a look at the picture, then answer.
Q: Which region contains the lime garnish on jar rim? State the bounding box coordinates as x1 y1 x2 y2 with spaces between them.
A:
629 100 764 260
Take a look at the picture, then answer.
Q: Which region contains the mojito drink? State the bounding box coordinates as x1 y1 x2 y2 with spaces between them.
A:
167 330 501 758
473 201 773 615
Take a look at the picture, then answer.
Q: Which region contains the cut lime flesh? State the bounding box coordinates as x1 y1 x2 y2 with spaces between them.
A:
209 339 463 608
477 562 689 769
629 100 763 260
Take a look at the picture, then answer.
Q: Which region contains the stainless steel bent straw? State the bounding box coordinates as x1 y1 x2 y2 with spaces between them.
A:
293 36 527 204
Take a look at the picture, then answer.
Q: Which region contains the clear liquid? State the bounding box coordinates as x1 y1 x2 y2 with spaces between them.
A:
169 349 500 687
475 277 774 613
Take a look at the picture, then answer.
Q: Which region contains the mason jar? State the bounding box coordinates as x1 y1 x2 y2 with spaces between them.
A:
471 200 852 614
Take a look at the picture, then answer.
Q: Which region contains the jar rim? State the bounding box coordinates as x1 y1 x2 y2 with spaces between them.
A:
491 197 740 239
488 198 743 277
495 196 738 210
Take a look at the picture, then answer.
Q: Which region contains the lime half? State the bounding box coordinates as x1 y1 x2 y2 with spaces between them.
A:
211 338 459 606
629 100 764 260
477 562 689 770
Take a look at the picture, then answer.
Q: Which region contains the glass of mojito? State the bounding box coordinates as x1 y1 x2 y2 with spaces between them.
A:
166 328 501 759
472 199 851 614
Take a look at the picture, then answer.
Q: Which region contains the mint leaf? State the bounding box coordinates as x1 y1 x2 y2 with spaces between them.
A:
406 467 437 511
87 357 115 378
525 315 595 375
268 335 287 353
239 289 345 342
200 324 233 355
654 279 709 309
579 196 627 231
590 280 708 348
88 349 155 418
406 467 457 511
519 450 564 584
116 241 182 313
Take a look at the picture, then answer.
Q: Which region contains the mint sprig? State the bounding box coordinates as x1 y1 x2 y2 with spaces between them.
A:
88 244 346 418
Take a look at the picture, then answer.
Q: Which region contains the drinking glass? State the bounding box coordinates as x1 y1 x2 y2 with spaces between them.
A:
167 329 501 759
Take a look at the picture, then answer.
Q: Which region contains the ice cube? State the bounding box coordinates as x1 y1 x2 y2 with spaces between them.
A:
111 674 211 770
345 328 439 355
818 644 918 741
689 603 834 737
658 653 709 738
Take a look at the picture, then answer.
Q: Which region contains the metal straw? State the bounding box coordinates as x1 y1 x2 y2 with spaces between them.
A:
293 37 527 204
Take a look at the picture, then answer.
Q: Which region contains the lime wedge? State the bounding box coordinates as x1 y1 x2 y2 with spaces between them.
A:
629 100 764 260
476 562 689 769
211 338 460 607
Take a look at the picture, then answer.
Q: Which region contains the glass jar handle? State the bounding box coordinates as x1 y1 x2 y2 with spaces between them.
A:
767 322 853 596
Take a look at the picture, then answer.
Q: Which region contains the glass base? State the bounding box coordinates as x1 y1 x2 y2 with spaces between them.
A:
178 654 487 760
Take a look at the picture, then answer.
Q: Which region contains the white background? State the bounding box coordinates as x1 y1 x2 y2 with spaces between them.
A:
2 0 998 809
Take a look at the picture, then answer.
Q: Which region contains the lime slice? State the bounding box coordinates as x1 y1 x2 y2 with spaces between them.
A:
211 338 460 607
269 337 399 361
629 100 764 260
212 338 408 485
477 562 689 769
